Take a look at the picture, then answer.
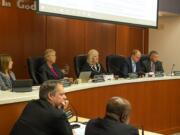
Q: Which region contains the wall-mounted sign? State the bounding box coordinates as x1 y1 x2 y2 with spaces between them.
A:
0 0 36 11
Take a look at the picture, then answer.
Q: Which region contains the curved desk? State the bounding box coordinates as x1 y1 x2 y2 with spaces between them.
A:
0 76 180 135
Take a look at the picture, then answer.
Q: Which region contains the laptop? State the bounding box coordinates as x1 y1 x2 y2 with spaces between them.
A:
12 79 33 92
79 71 91 83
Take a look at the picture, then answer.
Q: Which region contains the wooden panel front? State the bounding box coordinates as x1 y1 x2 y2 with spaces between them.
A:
0 80 179 135
0 102 27 135
67 80 180 134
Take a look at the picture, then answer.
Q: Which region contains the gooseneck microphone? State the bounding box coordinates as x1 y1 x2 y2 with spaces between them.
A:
170 64 175 76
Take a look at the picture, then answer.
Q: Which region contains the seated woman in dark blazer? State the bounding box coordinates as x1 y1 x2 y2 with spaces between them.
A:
81 49 105 78
0 54 16 90
38 49 64 83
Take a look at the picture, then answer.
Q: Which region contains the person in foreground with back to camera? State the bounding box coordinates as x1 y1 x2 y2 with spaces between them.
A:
10 80 73 135
85 96 139 135
122 49 142 78
81 49 106 78
38 49 64 83
0 54 16 90
141 50 164 73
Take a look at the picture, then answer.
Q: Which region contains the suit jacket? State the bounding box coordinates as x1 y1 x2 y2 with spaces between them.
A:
122 57 142 78
10 99 73 135
0 71 16 90
85 116 139 135
81 62 106 78
38 63 64 83
142 58 164 73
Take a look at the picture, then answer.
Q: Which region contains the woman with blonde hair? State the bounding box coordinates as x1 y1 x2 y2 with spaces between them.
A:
38 49 64 83
81 49 105 77
0 54 16 90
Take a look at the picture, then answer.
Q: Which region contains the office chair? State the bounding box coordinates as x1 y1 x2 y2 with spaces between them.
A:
27 56 45 85
74 55 87 77
106 55 125 77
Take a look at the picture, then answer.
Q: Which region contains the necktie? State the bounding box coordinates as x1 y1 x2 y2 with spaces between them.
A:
151 63 155 73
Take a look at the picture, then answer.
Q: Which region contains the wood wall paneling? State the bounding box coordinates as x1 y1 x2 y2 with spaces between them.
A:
46 16 85 77
116 25 149 56
85 21 116 69
0 6 149 78
0 8 46 78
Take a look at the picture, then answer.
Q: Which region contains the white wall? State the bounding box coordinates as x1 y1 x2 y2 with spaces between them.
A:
149 16 180 74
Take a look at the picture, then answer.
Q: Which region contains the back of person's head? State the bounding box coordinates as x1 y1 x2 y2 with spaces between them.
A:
39 80 62 100
106 97 131 124
87 49 99 65
44 49 56 62
0 54 12 73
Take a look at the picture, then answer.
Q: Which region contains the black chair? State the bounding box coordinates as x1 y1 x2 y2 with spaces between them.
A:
27 57 45 85
140 54 149 62
106 55 125 76
140 54 149 66
74 55 87 77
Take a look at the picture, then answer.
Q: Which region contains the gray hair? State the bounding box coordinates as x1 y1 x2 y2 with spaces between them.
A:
149 50 159 57
39 80 62 100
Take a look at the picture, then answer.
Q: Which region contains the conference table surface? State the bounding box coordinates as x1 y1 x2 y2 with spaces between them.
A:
69 116 163 135
0 76 180 105
0 76 180 135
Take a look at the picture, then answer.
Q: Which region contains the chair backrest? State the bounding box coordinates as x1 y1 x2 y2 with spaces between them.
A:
27 57 45 85
140 54 149 66
106 55 125 76
74 55 87 77
140 55 149 62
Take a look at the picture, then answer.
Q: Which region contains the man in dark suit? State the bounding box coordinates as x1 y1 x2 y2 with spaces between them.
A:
142 51 164 73
122 49 142 78
10 80 73 135
85 97 139 135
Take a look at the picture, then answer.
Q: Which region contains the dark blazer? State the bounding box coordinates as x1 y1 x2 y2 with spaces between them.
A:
85 116 139 135
38 63 64 83
81 62 106 78
142 58 164 73
122 57 142 78
10 99 73 135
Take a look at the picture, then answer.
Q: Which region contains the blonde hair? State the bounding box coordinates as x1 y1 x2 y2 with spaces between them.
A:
0 54 12 73
131 49 141 56
87 49 99 64
44 49 56 61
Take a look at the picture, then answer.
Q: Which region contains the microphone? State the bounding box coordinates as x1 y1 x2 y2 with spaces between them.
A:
170 64 175 76
65 102 78 122
69 103 78 122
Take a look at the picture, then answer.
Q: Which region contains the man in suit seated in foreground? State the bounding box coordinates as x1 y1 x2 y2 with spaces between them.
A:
10 80 73 135
122 49 142 78
142 50 164 73
85 97 139 135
